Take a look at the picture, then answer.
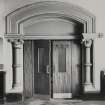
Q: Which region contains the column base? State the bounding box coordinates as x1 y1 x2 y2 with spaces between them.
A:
6 93 23 102
13 83 21 88
6 86 23 102
83 83 99 93
8 83 23 93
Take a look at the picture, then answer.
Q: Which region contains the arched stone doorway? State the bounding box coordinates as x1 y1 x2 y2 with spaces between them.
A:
23 17 83 98
5 1 99 99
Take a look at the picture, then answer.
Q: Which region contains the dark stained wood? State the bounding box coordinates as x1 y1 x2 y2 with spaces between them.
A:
23 40 34 98
34 40 50 95
0 71 5 102
23 40 81 98
71 40 82 97
34 73 49 94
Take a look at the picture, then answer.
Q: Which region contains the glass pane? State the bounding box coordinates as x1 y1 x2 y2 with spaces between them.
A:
38 48 49 73
58 47 66 72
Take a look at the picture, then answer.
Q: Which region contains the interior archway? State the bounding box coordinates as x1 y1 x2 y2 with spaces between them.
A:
5 1 96 100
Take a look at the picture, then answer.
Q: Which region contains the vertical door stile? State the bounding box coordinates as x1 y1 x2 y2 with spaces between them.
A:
71 40 73 95
66 41 72 95
67 41 72 94
24 41 33 98
32 40 35 95
49 40 51 98
71 40 81 97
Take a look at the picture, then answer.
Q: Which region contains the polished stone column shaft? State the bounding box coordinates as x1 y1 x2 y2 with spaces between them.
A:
84 40 92 85
12 40 23 88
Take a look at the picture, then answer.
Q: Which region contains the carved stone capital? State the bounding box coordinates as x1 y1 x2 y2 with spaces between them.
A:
82 33 104 41
82 33 104 46
84 39 92 48
13 39 24 49
7 39 14 43
8 38 24 44
14 39 24 44
5 33 24 44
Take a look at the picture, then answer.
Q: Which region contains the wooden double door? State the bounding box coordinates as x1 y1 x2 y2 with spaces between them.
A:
34 40 81 98
24 40 81 98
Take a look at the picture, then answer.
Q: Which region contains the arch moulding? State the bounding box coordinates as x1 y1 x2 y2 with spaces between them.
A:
5 1 95 35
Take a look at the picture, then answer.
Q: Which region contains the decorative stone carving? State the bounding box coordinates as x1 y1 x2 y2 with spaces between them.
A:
84 39 92 48
6 34 24 43
82 33 104 93
82 33 103 41
12 39 23 88
7 37 24 88
5 1 103 94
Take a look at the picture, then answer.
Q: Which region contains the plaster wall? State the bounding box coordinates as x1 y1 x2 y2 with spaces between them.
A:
0 0 105 93
0 39 3 64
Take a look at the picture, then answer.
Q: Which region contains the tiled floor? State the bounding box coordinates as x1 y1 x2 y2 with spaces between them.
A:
2 99 105 105
2 95 105 105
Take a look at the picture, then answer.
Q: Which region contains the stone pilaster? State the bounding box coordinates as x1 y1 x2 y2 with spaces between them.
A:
83 39 93 92
8 38 24 89
82 33 104 93
12 39 24 88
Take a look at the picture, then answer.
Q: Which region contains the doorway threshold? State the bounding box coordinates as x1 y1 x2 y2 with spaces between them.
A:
33 94 50 100
50 98 83 103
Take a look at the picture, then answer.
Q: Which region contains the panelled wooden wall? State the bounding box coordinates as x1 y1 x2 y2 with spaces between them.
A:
23 40 34 98
71 40 82 97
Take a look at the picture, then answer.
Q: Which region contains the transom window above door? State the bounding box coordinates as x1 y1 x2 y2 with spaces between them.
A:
23 18 83 36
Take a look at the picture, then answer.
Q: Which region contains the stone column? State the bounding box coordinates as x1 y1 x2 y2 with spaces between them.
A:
12 39 24 88
82 33 103 93
84 39 92 86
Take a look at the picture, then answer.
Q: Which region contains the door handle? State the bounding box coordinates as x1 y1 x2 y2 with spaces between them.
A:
77 64 81 67
46 65 50 74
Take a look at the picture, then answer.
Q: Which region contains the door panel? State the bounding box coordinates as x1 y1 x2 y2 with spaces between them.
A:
34 41 50 95
52 40 81 98
53 41 72 98
24 41 34 98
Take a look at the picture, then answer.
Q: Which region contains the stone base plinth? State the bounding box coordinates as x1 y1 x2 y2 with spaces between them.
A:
84 83 100 93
